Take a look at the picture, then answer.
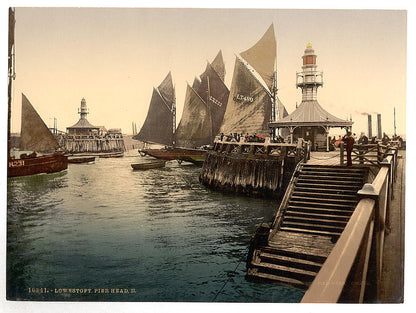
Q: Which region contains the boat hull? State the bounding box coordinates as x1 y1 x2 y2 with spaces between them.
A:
141 148 206 163
68 156 96 164
131 161 166 170
67 151 124 158
8 152 68 177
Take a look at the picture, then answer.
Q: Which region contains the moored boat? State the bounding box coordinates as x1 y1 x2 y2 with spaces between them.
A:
135 51 229 165
131 160 166 170
68 156 96 164
8 94 68 178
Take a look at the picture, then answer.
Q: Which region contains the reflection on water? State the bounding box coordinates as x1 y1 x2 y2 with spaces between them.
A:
7 152 304 302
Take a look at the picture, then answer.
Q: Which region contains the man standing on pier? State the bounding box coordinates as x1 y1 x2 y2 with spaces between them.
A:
343 131 355 166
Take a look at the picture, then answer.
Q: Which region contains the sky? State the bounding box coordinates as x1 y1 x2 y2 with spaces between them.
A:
1 2 415 313
8 6 407 138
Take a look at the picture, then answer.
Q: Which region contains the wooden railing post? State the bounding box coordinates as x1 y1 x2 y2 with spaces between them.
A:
340 142 345 165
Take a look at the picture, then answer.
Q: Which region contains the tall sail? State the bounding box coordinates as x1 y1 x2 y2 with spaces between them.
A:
176 51 230 147
220 58 272 135
199 62 229 140
240 24 276 91
133 72 175 146
19 94 60 152
210 50 226 82
175 84 212 148
219 25 278 135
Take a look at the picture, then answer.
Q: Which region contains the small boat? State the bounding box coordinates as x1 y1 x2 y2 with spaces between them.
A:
131 160 166 170
68 156 96 164
98 151 124 158
8 94 68 178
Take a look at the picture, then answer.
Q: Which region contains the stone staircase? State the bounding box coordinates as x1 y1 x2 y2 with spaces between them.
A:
246 164 368 289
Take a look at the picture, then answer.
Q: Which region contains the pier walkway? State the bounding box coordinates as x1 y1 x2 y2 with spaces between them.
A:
246 144 404 303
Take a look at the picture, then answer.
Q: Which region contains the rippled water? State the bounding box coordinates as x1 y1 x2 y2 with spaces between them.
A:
7 151 304 302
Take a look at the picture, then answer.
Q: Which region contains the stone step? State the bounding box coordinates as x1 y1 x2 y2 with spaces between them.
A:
280 226 342 237
284 210 351 222
290 194 357 205
298 174 364 182
296 178 363 186
251 259 317 281
259 251 323 272
288 200 355 209
293 185 359 194
246 268 309 289
261 246 328 264
292 190 358 199
282 220 345 233
286 205 353 216
283 215 348 227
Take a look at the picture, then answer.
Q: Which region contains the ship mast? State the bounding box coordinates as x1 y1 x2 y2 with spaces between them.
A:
271 58 278 122
172 83 176 146
8 7 16 159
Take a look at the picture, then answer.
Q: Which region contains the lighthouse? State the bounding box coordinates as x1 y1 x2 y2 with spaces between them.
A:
269 43 352 151
296 43 323 101
78 97 89 120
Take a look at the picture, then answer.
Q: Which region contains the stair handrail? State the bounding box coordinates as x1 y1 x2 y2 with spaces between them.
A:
268 161 303 240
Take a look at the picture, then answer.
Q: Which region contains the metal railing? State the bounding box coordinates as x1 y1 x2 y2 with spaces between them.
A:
302 147 398 303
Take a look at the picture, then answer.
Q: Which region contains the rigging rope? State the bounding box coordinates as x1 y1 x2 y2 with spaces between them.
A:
212 251 247 302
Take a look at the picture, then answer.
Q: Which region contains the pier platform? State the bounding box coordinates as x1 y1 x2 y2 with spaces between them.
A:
246 144 404 303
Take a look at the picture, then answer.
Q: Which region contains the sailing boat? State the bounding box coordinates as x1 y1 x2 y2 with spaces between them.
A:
8 94 68 177
7 9 67 177
174 51 230 164
136 51 230 164
133 71 178 159
219 24 287 137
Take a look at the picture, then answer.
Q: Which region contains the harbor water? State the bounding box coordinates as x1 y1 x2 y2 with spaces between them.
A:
7 151 304 302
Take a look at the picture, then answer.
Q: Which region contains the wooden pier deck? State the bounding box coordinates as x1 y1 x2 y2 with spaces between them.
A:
307 151 340 166
379 150 405 302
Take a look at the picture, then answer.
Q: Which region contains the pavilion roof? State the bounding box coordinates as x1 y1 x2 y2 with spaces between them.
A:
270 100 353 128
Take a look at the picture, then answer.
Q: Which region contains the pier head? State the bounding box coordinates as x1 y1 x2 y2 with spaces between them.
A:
200 138 309 198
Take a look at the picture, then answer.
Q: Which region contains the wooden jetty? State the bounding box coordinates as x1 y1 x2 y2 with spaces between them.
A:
246 142 403 303
199 139 310 197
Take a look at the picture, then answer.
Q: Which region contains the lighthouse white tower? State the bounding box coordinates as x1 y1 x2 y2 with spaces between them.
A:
296 43 323 101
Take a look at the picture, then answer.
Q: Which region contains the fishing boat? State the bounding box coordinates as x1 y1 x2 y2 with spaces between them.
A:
8 94 68 177
97 151 124 158
68 156 96 164
135 51 230 165
131 160 166 170
200 24 292 195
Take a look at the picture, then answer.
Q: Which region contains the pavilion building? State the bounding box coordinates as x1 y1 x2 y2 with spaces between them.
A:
269 44 352 151
60 98 125 154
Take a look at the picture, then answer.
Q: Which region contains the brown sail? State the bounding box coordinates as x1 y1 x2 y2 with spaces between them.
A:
210 50 226 82
219 24 285 135
219 58 272 135
240 24 276 91
175 51 229 147
133 72 175 146
175 84 212 148
198 62 229 141
20 93 60 152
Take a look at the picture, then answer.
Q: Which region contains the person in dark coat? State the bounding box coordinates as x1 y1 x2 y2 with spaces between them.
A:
343 131 355 166
358 132 369 144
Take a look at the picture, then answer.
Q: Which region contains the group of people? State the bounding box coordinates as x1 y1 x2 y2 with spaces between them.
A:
219 132 271 143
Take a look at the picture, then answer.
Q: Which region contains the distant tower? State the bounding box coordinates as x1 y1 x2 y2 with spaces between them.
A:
78 98 89 119
296 43 323 101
